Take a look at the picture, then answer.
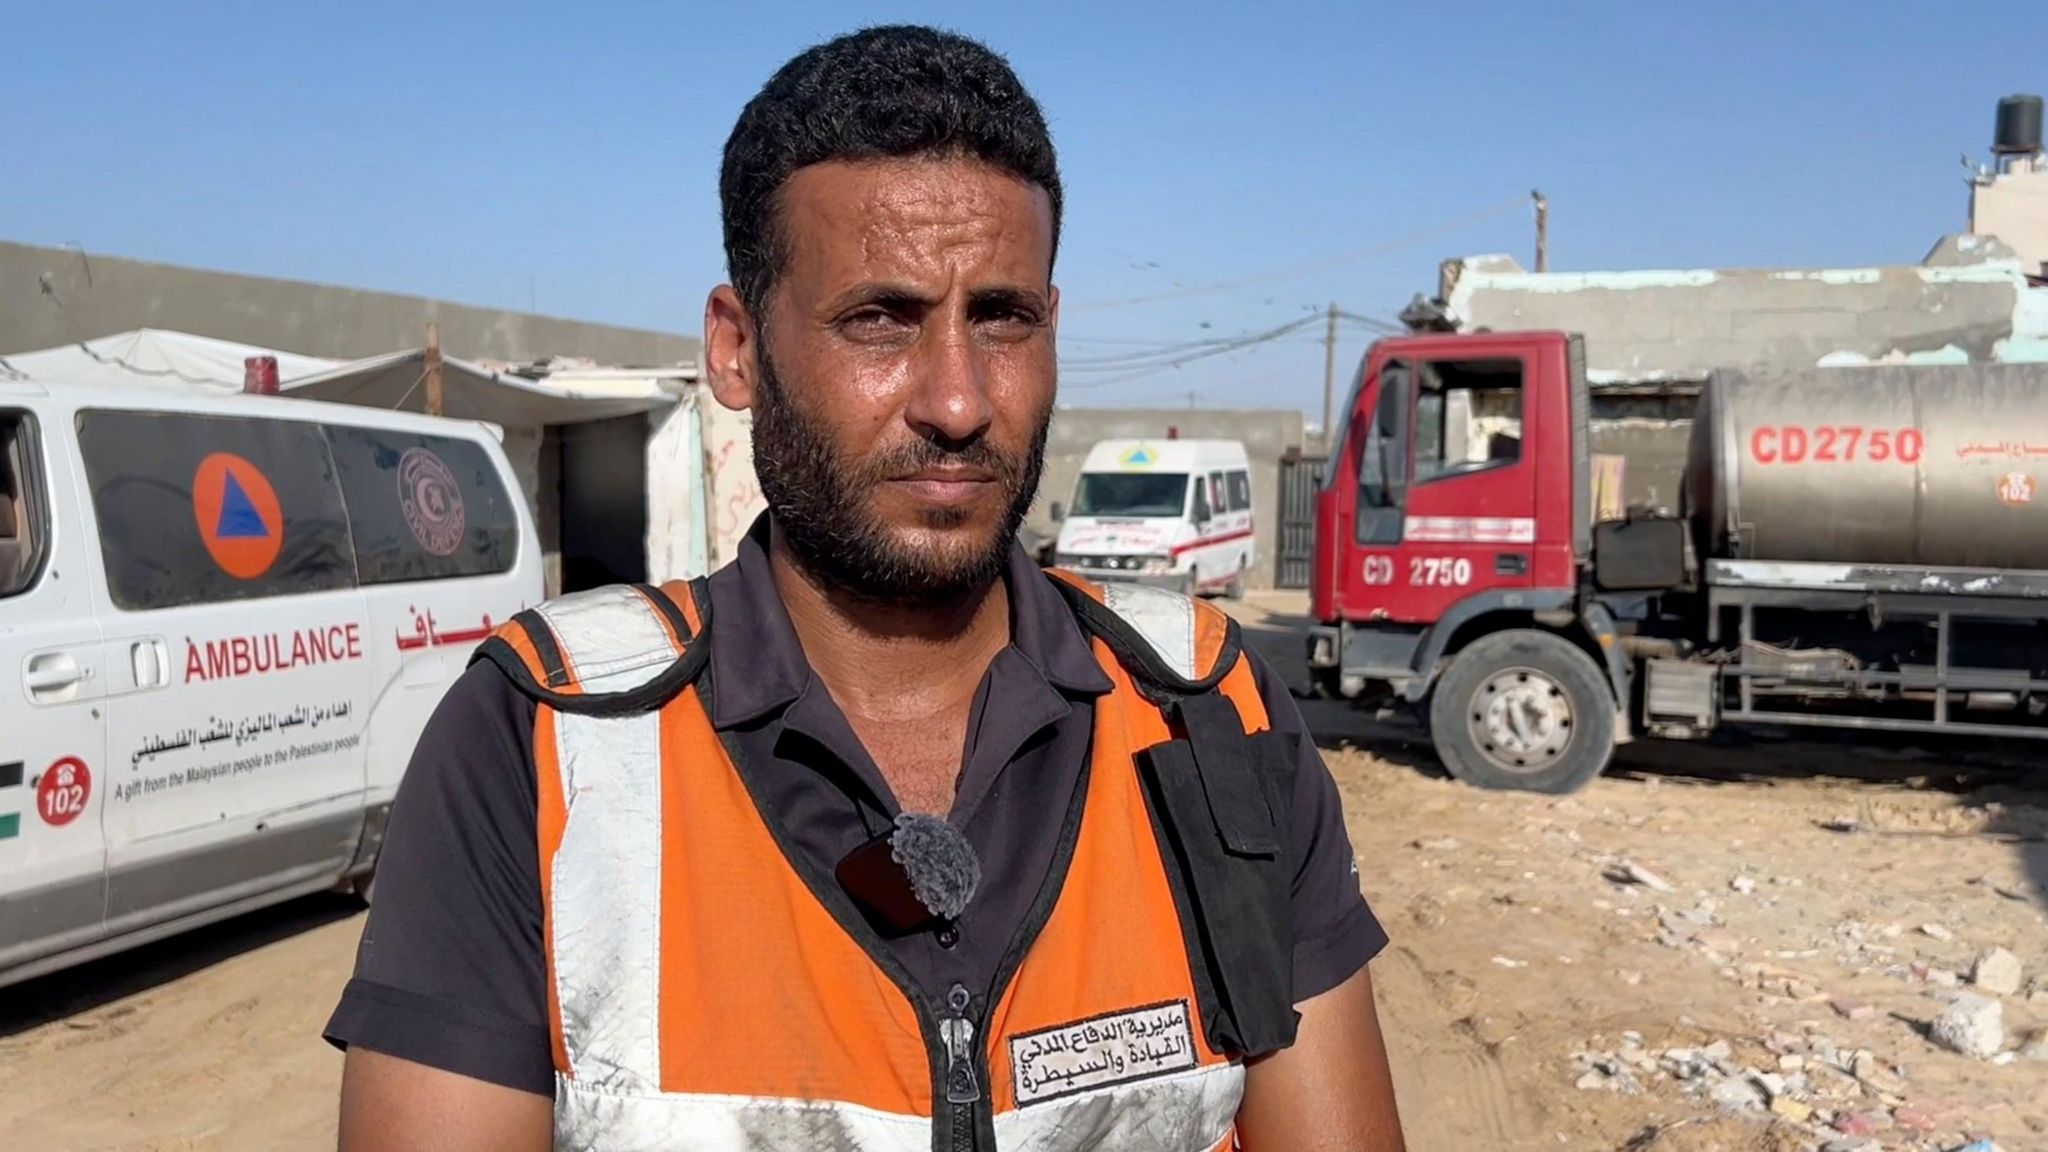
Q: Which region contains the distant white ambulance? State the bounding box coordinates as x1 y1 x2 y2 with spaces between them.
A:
0 376 542 988
1052 438 1256 598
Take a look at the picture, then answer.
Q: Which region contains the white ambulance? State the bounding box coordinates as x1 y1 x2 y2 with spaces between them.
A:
1052 438 1257 598
0 375 542 989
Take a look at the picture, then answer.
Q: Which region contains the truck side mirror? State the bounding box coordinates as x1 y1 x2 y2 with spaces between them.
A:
1049 501 1065 522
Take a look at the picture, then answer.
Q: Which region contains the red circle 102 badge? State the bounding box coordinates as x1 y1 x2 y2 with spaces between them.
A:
38 756 91 827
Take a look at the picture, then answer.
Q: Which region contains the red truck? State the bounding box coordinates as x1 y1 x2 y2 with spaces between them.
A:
1306 329 2048 793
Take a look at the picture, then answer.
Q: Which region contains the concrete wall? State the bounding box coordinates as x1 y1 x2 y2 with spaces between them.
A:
1972 161 2048 280
0 240 698 366
1434 237 2048 510
1028 406 1308 589
1442 235 2045 387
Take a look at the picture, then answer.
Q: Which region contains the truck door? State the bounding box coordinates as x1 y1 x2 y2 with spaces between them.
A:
0 406 111 978
1347 355 1537 623
1393 355 1537 617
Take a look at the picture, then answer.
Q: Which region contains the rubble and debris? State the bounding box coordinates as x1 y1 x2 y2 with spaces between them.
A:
2017 1028 2048 1061
1709 1076 1765 1113
1929 994 2005 1060
1831 995 1876 1021
1968 947 2023 996
1768 1094 1812 1122
1920 924 1955 942
1604 859 1675 892
1831 1110 1891 1137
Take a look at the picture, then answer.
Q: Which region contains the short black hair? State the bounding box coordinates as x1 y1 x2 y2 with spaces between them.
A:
720 24 1062 316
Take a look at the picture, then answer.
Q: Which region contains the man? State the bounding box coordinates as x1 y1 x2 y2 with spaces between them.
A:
327 24 1405 1151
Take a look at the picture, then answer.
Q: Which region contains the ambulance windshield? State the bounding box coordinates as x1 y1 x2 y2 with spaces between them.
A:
1071 473 1189 518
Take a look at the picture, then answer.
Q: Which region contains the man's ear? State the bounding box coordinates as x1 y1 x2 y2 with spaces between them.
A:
703 285 760 413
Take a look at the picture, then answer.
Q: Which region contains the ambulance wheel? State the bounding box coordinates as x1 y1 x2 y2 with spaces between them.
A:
1427 629 1614 795
1225 560 1248 601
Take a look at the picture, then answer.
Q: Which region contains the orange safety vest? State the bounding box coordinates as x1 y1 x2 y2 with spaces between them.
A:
475 571 1299 1152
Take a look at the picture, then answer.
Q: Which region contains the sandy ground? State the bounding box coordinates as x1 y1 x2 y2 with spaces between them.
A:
3 591 2045 1151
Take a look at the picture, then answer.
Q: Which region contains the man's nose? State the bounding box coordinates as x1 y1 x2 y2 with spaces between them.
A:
905 317 995 449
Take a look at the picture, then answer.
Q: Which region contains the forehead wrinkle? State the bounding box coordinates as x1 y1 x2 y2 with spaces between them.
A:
781 160 1051 297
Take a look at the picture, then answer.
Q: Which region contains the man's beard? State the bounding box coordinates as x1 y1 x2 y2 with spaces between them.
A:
750 352 1049 607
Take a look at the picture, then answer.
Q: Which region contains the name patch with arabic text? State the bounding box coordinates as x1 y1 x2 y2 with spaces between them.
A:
1009 1000 1198 1105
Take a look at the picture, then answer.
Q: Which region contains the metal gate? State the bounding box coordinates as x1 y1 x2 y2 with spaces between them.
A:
1275 452 1326 589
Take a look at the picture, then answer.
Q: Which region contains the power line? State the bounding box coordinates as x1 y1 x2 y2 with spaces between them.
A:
1060 320 1325 370
1062 195 1527 313
1060 314 1323 390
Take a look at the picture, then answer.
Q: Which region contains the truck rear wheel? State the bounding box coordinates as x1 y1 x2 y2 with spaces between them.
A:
1427 629 1615 794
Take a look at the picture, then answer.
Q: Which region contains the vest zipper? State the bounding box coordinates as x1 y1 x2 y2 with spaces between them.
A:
941 983 981 1150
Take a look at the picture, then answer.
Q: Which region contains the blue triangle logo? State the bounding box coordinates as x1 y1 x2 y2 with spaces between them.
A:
215 473 270 539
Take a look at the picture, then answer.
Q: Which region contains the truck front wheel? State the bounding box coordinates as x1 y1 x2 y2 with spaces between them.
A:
1427 629 1616 794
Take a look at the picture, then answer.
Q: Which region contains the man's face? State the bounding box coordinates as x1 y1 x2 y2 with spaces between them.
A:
737 158 1058 603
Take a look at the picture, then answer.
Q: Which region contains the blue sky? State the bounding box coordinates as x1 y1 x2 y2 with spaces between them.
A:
5 1 2045 419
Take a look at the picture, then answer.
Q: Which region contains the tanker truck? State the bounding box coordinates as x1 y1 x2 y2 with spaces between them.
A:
1304 328 2048 793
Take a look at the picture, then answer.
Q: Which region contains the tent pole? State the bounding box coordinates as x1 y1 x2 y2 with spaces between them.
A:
424 322 444 416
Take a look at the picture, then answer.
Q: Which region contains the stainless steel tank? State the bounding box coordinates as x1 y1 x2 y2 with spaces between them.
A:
1684 362 2048 570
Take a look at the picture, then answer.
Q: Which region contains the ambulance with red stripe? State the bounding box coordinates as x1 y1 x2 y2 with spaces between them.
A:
1051 438 1256 599
0 375 541 988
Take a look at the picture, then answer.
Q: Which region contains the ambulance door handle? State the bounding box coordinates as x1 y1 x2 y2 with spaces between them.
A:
131 639 170 689
24 650 86 700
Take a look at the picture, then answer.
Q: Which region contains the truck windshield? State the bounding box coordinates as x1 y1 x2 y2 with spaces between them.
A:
1071 473 1189 517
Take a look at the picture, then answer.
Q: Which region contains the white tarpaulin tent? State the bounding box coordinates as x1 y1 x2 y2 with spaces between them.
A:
0 328 682 425
0 329 340 391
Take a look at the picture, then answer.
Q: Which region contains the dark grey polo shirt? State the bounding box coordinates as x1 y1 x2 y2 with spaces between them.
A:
323 519 1387 1095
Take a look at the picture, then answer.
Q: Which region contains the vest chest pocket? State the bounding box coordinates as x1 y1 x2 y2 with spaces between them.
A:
1136 691 1300 1058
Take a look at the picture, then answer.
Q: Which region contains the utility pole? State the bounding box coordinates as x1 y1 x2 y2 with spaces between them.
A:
1320 301 1339 448
424 321 444 417
1532 189 1549 273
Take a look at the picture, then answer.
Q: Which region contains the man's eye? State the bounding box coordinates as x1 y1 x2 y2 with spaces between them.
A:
841 310 910 336
980 308 1042 332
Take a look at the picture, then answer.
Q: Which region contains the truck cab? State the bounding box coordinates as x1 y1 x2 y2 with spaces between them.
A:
1308 330 1629 793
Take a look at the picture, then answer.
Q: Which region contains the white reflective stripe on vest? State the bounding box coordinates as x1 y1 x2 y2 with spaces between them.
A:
533 585 678 693
552 1064 1241 1151
554 1080 932 1152
993 1060 1243 1151
1097 581 1199 681
550 706 665 1094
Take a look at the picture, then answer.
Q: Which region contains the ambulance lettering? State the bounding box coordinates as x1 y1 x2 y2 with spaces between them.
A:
184 624 365 683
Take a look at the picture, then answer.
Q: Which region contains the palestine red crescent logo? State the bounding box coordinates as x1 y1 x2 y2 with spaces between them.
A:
193 453 284 580
398 448 466 556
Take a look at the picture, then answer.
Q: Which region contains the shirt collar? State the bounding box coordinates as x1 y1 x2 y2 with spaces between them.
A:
704 513 1112 729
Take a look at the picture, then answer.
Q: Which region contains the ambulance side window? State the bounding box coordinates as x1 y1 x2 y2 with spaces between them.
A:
1225 470 1252 513
326 427 520 584
0 412 48 599
76 410 357 611
1191 477 1212 523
